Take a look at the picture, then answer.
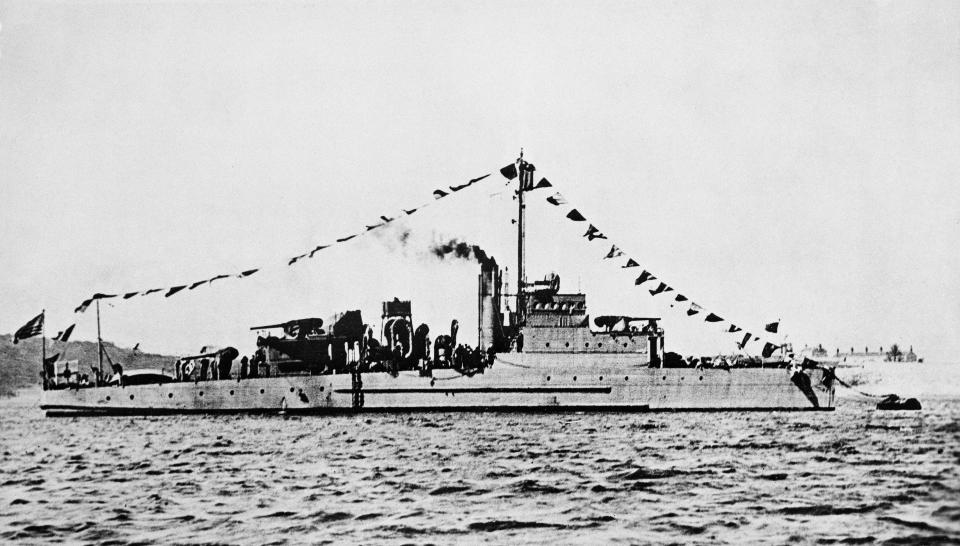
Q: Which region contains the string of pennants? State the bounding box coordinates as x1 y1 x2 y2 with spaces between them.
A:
536 185 780 353
71 170 501 316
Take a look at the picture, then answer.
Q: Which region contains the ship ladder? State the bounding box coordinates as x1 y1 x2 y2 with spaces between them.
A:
351 370 364 410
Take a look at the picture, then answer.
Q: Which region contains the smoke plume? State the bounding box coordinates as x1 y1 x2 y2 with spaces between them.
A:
430 237 495 266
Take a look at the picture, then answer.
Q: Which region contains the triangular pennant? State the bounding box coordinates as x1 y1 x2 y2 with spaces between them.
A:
765 321 779 333
380 215 393 223
336 234 357 243
142 288 164 295
288 255 304 266
366 223 383 231
674 294 688 302
648 282 672 296
432 189 448 199
603 245 624 259
635 270 656 285
727 325 742 333
546 193 567 206
165 285 187 297
583 224 607 241
705 313 723 323
404 207 419 215
75 299 93 313
54 324 75 342
687 303 703 316
533 178 552 190
123 291 139 299
91 293 116 300
309 245 330 258
189 280 209 290
470 173 491 184
207 275 230 284
566 209 587 222
738 332 752 350
622 258 639 268
500 163 518 180
238 269 259 277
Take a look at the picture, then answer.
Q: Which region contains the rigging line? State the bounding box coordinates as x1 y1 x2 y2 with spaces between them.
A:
537 180 775 346
287 170 499 265
823 368 893 399
71 169 500 314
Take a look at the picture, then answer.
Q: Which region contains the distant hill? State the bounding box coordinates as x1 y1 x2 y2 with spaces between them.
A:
0 334 177 396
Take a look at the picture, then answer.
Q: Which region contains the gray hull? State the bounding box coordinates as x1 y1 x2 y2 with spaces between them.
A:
40 357 833 416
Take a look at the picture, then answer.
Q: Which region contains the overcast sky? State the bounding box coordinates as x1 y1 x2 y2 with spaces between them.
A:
1 1 958 361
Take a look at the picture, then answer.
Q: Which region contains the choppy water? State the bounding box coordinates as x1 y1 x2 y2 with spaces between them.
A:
2 366 959 545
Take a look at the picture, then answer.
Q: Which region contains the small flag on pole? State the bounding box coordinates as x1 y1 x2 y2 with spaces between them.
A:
13 312 44 344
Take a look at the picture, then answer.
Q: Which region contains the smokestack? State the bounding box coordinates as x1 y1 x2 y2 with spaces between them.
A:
478 256 501 351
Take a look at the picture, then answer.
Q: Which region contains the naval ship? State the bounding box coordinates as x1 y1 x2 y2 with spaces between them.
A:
40 158 835 416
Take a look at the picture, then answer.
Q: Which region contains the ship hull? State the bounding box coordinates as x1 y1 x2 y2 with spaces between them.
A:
40 360 834 416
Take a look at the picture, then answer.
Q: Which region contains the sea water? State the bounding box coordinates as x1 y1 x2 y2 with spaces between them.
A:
1 364 958 545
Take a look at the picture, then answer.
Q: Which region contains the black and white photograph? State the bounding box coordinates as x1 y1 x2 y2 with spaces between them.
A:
1 1 958 543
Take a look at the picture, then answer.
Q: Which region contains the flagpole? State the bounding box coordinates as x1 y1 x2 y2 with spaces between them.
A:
41 309 46 386
97 300 103 385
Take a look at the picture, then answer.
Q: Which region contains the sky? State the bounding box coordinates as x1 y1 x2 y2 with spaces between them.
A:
1 1 958 361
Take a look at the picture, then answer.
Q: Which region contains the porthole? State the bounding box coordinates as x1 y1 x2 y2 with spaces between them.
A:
230 390 235 395
199 391 204 397
546 375 551 381
623 343 628 347
598 343 603 348
599 376 603 381
129 394 134 400
565 342 570 347
320 386 325 392
260 389 265 394
545 342 550 348
699 376 704 381
168 393 173 398
290 387 295 393
573 376 577 381
585 343 590 348
106 396 111 401
625 376 629 381
662 376 667 380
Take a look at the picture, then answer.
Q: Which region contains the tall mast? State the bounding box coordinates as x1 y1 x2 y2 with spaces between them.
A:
96 299 103 382
516 151 535 327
